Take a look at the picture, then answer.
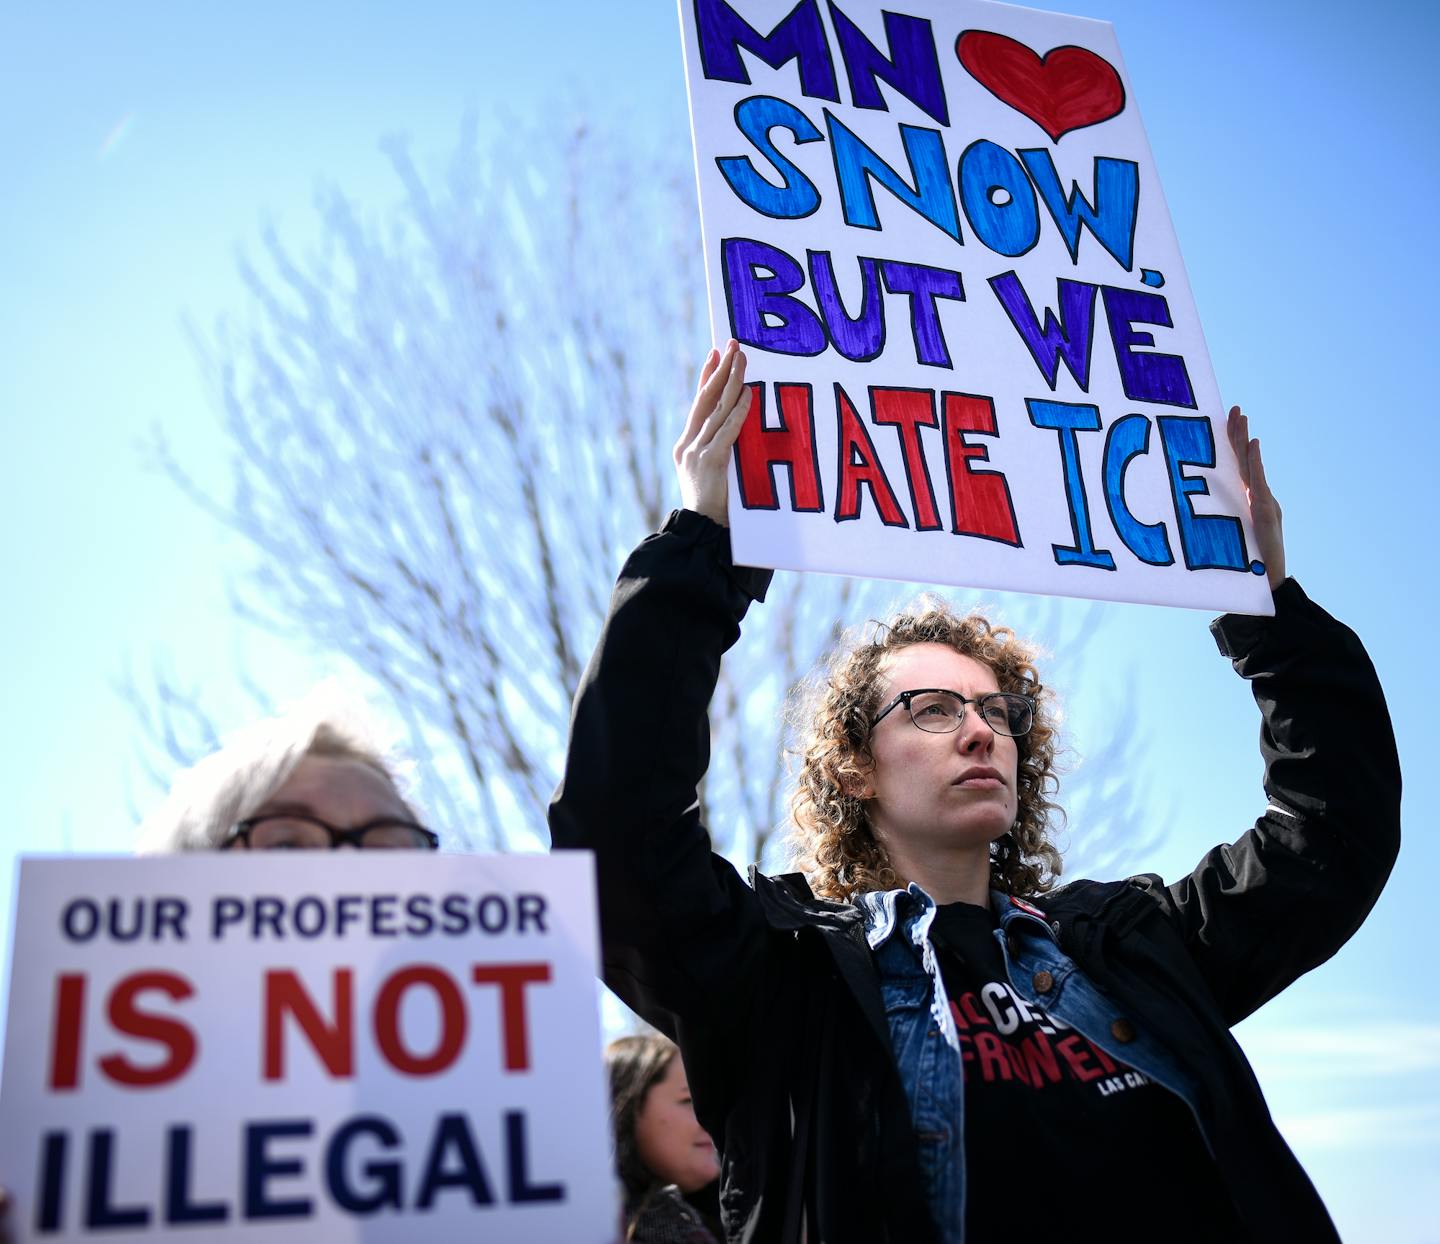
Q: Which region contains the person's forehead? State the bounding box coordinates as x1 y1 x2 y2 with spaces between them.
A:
880 643 1000 695
258 754 410 819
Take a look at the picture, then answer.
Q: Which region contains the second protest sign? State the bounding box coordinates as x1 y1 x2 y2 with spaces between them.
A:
0 852 614 1243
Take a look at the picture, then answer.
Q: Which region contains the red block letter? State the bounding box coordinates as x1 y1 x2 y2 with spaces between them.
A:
472 963 552 1073
942 393 1020 545
835 385 907 526
48 973 86 1090
264 968 353 1081
870 387 941 531
374 966 466 1076
98 971 196 1087
734 382 824 512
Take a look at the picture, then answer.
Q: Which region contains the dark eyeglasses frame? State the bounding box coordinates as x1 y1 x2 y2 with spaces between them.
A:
870 688 1035 737
224 812 440 851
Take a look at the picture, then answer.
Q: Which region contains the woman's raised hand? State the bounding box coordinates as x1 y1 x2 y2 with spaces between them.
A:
673 341 752 526
1227 405 1286 590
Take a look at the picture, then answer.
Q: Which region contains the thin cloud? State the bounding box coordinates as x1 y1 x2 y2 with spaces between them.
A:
1275 1103 1440 1150
98 113 136 160
1240 1024 1440 1079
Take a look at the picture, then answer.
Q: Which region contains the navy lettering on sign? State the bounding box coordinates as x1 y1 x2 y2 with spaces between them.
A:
416 1114 496 1209
327 1115 404 1214
1100 286 1197 408
722 237 826 356
879 259 964 367
244 1120 315 1220
164 1126 229 1225
989 272 1096 391
809 250 886 361
828 2 948 124
85 1130 149 1229
506 1111 565 1203
694 0 839 100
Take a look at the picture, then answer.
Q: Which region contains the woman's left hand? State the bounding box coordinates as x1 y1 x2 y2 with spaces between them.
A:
1227 405 1286 590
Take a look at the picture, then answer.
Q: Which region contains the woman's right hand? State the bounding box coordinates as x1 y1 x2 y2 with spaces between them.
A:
673 341 752 526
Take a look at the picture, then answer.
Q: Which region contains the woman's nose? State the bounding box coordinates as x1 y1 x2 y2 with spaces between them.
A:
957 711 996 752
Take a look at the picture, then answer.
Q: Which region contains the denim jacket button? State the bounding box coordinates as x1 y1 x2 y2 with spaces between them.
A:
1110 1018 1137 1043
1032 970 1054 993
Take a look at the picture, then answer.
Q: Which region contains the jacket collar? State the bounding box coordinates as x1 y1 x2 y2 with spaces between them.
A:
858 883 1056 950
748 867 867 933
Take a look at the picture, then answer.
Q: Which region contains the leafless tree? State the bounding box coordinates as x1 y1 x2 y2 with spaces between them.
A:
135 117 1152 876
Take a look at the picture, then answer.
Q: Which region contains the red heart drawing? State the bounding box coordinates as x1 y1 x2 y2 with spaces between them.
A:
956 30 1125 143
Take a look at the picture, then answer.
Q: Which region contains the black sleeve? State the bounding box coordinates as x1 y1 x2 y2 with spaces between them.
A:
548 509 776 1038
1132 578 1401 1024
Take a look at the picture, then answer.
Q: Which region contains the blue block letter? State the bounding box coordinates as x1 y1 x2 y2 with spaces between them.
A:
989 272 1096 391
723 238 826 356
718 96 824 219
827 111 959 241
695 0 839 100
828 2 948 124
1101 286 1197 408
1019 150 1138 271
1102 414 1173 565
1026 399 1115 570
1157 416 1248 571
960 141 1039 258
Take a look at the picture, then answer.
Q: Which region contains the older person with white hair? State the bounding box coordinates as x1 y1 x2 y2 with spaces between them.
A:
135 683 438 854
0 689 439 1241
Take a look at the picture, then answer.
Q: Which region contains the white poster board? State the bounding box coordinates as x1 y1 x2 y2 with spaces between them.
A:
0 853 615 1242
680 0 1273 614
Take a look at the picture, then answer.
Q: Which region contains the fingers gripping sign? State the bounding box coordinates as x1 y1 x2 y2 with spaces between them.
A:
674 341 752 526
1226 406 1286 590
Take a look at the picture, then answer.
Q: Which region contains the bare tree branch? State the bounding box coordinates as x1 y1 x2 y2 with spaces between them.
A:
131 118 1155 877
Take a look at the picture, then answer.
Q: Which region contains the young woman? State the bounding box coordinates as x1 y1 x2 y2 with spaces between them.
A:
606 1035 721 1243
550 343 1400 1242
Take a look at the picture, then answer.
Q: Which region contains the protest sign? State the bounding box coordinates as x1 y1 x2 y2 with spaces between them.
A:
0 852 615 1242
680 0 1272 613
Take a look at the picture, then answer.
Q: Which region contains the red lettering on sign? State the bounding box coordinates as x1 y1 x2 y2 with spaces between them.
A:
48 973 86 1090
374 966 467 1076
942 393 1021 545
472 963 552 1072
263 968 354 1081
733 382 824 512
98 971 196 1087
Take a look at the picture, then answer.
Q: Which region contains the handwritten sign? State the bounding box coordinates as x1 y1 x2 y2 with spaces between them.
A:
680 0 1272 613
0 853 615 1242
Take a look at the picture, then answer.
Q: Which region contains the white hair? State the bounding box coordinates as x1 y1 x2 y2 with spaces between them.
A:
135 682 415 854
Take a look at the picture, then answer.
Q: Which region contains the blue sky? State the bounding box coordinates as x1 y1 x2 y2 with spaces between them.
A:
3 1 1437 1238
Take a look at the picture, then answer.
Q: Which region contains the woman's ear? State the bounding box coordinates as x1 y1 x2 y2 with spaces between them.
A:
840 766 874 801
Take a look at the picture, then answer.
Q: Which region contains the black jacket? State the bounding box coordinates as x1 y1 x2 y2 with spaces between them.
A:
550 510 1401 1242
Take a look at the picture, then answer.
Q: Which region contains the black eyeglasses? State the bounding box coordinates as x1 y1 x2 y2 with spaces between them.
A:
871 688 1034 738
224 813 439 851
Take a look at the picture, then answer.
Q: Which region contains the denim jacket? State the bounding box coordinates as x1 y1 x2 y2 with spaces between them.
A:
858 883 1204 1240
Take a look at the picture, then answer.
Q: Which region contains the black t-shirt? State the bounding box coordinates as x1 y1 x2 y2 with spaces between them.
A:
929 900 1244 1240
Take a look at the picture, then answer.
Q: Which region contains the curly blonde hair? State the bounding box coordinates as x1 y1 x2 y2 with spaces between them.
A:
787 601 1062 901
